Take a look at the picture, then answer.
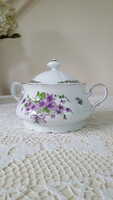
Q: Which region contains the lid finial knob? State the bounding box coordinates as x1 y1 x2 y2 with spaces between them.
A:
47 59 60 71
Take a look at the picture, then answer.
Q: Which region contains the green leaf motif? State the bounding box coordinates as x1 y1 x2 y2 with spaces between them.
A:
35 120 39 123
24 103 27 107
42 107 50 113
62 95 65 98
27 95 31 101
39 92 46 100
76 97 83 105
76 97 80 101
34 100 39 103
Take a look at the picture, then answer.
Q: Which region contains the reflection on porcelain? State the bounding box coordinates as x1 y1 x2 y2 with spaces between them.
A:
11 59 108 133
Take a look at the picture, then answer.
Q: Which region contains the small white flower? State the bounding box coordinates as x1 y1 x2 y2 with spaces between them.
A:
0 0 19 38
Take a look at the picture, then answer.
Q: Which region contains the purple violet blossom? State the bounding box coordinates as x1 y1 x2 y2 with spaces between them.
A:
27 102 33 106
56 109 62 115
25 107 31 112
64 80 79 83
25 101 37 111
28 102 37 110
31 104 37 110
78 99 83 105
47 102 56 110
65 108 72 113
22 98 26 104
60 100 66 104
58 104 65 111
37 100 47 109
46 93 56 102
73 80 79 83
64 80 68 83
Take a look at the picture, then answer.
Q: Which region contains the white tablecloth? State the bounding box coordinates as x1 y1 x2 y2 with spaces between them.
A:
0 95 113 200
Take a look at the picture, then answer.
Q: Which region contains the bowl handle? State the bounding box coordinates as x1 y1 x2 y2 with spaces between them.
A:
88 83 108 110
11 82 23 102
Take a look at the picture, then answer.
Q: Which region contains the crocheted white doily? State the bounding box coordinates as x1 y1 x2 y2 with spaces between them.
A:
0 95 113 200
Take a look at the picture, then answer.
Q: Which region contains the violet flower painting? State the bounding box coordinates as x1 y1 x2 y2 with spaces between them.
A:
21 91 83 124
21 92 73 124
58 80 80 83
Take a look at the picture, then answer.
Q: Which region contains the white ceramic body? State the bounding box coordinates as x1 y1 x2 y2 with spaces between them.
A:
11 82 108 133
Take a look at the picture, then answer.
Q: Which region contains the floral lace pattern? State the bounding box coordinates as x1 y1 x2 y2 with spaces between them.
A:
0 95 113 200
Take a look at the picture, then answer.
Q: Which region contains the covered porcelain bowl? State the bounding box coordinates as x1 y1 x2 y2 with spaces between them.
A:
11 59 108 133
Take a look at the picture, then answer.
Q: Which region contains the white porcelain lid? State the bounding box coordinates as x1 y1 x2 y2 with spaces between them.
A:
32 59 79 84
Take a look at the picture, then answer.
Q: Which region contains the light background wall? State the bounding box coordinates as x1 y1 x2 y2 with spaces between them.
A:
0 0 113 95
